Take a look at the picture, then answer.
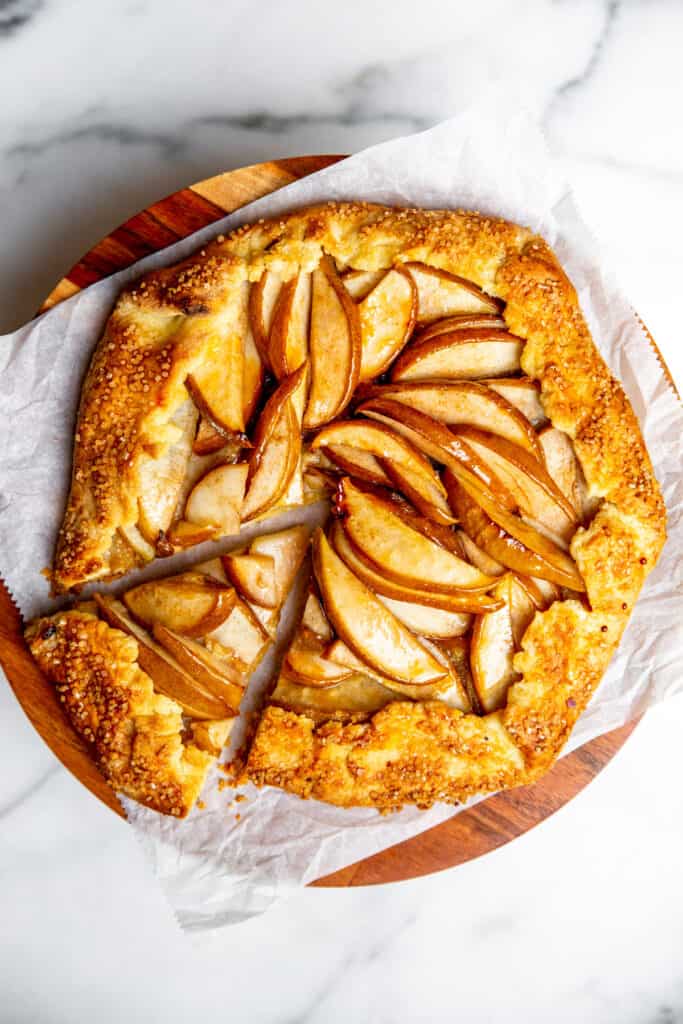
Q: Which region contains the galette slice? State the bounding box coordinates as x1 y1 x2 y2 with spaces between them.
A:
27 525 309 816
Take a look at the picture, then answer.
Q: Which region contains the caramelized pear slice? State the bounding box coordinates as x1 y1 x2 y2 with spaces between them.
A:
248 524 310 606
413 313 506 342
391 328 523 382
304 256 361 429
402 263 501 322
330 520 503 614
166 520 217 549
94 595 231 719
301 588 333 642
284 630 355 688
341 268 387 301
360 380 542 460
268 271 312 379
453 427 578 544
323 443 393 486
184 463 248 536
222 553 277 608
324 638 458 702
241 364 307 521
358 267 416 381
357 398 517 511
193 416 231 455
242 326 264 424
338 478 496 594
312 529 447 685
123 574 236 638
445 472 585 591
249 269 282 366
483 378 547 428
205 599 270 676
312 418 451 522
377 594 470 638
538 426 597 522
137 399 197 543
185 283 251 434
152 624 244 711
270 671 397 720
470 575 519 713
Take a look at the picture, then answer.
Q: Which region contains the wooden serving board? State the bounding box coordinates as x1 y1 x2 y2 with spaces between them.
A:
1 155 646 888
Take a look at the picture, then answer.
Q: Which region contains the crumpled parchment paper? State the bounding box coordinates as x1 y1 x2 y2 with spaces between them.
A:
1 93 682 932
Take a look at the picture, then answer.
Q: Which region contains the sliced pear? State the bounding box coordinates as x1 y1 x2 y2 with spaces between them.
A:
358 267 416 381
413 313 506 342
330 520 503 614
520 575 562 609
249 524 310 606
166 520 217 549
323 443 392 486
270 671 396 720
152 624 244 711
137 399 198 544
312 418 451 521
342 268 386 301
445 472 585 591
185 286 251 434
357 398 518 511
312 529 447 685
184 462 248 535
303 464 339 500
538 426 597 522
470 575 519 713
222 552 277 608
483 377 547 428
249 270 282 366
391 327 523 382
242 325 264 424
509 576 539 647
436 636 481 715
377 594 470 638
301 588 333 642
338 478 496 594
193 416 232 455
402 262 501 322
284 628 355 688
304 256 361 429
459 530 506 576
123 574 236 637
324 638 455 701
118 522 156 563
205 598 270 675
361 380 543 459
268 271 312 379
379 459 455 526
453 427 578 544
93 595 230 719
241 364 306 521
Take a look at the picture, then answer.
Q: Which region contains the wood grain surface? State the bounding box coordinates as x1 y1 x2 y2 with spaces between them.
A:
1 154 655 888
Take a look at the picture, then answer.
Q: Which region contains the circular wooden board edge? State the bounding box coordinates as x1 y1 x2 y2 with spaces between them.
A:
2 155 671 888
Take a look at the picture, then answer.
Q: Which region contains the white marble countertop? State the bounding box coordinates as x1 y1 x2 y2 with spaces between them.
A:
2 1 683 1021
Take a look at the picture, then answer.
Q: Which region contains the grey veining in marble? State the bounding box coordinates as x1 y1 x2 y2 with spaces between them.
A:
1 1 683 1021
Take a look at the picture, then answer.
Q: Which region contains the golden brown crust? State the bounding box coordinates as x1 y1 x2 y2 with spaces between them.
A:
25 611 225 816
53 202 667 811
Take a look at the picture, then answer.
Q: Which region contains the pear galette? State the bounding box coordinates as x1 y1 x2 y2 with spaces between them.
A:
30 202 665 815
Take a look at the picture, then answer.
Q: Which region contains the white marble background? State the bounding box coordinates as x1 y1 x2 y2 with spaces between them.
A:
1 1 683 1021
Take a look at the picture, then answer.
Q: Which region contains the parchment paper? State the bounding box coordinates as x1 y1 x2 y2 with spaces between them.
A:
1 93 682 932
